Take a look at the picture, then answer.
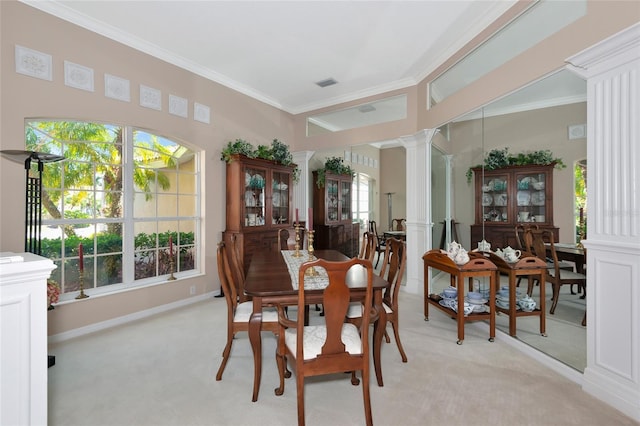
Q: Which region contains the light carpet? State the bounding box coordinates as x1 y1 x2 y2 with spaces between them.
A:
47 292 635 426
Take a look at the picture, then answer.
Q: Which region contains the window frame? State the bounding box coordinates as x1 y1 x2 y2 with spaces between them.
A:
26 120 202 302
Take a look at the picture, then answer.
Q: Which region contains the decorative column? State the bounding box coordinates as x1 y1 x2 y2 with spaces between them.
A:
399 129 438 295
292 151 314 224
566 22 640 422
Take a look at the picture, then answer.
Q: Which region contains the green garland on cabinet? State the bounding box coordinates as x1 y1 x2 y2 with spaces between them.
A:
466 148 566 183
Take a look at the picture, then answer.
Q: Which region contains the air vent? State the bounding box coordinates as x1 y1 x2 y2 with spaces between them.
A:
315 78 338 88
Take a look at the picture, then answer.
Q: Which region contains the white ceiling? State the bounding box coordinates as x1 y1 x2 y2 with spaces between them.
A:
24 0 517 115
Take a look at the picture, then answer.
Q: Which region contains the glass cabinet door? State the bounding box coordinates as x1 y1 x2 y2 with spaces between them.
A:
340 179 351 221
515 171 547 224
271 170 291 225
326 177 339 223
243 166 267 227
482 173 510 223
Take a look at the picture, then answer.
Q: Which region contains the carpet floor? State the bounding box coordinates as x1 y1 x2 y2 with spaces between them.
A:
48 291 634 426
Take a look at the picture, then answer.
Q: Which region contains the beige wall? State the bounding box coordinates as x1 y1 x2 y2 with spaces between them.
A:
1 1 293 335
379 147 406 232
1 0 637 336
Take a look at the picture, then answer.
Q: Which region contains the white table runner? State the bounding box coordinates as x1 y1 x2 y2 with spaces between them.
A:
281 250 328 290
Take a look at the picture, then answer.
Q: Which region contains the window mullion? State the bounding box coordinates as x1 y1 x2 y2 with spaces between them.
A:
122 127 135 284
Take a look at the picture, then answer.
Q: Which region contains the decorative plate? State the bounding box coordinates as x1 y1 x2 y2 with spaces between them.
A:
272 192 281 207
482 193 493 206
494 193 508 206
517 191 531 206
531 191 545 206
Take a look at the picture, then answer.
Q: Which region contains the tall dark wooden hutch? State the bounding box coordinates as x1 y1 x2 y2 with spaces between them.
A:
470 164 559 249
312 171 359 257
223 154 295 271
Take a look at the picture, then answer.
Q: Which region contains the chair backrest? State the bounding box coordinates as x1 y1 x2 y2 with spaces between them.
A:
530 229 560 276
379 238 406 309
515 224 539 251
229 234 249 302
297 257 373 360
368 220 379 238
358 231 376 263
217 241 239 316
391 218 405 231
278 227 306 251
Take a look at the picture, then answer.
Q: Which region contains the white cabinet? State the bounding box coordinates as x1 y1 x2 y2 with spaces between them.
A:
1 252 56 426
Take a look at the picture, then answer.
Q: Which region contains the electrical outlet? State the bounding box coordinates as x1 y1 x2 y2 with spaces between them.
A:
189 285 196 296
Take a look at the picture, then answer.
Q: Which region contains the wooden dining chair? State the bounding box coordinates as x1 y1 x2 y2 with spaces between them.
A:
274 257 374 426
278 227 306 251
530 230 586 325
215 241 281 397
347 237 408 362
391 218 406 231
229 234 250 303
368 220 387 268
358 231 376 263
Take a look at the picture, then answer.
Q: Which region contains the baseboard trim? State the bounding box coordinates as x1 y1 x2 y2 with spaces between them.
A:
583 366 640 422
48 291 220 344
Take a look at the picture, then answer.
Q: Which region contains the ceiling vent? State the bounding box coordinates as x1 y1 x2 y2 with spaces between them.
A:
315 78 338 88
358 104 376 113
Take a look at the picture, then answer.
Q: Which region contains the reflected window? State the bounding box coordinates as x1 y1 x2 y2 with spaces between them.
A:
429 0 586 107
307 95 407 135
352 173 371 232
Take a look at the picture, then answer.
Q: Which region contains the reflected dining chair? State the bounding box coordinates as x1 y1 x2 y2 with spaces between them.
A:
278 227 306 251
347 237 408 362
368 220 387 268
530 230 587 325
215 241 280 398
358 231 377 263
391 218 406 231
274 257 374 426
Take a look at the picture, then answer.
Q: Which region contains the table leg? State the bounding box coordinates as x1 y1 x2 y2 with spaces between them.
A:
509 273 517 336
539 273 547 336
248 298 263 402
372 288 387 387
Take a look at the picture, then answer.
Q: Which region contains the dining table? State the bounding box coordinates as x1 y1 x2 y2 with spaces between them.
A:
244 249 390 402
383 230 406 240
547 243 586 274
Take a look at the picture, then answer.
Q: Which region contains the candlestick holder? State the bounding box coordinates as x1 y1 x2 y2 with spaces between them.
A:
292 224 303 257
75 271 89 299
168 256 177 281
305 230 319 276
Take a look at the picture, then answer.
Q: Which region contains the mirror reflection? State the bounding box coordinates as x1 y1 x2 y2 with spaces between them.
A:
442 68 587 371
311 68 587 372
307 94 407 135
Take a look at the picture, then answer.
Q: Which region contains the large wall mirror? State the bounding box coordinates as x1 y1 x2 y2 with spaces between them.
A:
307 69 587 373
445 68 587 372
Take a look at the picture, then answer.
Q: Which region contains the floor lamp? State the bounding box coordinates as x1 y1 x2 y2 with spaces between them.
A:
1 150 66 254
1 150 65 368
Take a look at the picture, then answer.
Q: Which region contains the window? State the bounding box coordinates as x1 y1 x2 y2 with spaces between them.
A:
352 173 371 233
26 120 200 299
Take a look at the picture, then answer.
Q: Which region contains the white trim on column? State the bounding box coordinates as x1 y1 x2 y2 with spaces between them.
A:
399 129 438 296
566 22 640 423
292 151 314 223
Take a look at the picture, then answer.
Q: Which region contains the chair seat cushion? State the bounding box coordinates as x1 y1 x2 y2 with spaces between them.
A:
346 301 392 318
285 323 362 360
346 302 363 318
234 301 278 322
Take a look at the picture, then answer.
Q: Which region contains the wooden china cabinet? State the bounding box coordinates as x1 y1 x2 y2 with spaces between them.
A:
223 154 295 272
312 171 359 257
470 164 559 249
